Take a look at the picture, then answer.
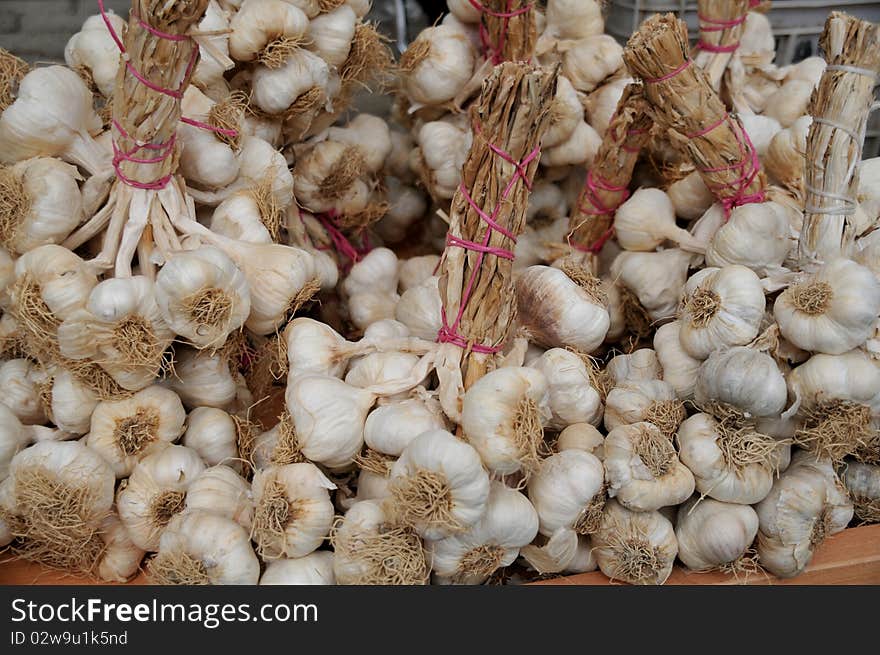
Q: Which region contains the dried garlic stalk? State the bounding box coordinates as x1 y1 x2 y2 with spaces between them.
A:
693 0 750 90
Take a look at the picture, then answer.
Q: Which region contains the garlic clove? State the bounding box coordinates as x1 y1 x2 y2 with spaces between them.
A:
260 551 336 584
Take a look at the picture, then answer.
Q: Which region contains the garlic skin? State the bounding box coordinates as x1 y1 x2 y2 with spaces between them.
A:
678 265 765 360
285 317 352 379
0 402 28 480
584 76 633 138
540 120 601 168
857 157 880 223
49 369 99 435
675 497 759 572
460 367 551 476
252 463 336 559
592 499 678 585
529 349 602 429
251 49 330 115
12 245 97 323
668 171 714 221
842 461 880 523
527 450 605 537
191 0 234 94
606 349 662 387
604 380 685 437
326 115 393 175
412 120 471 199
740 113 782 155
428 482 539 584
774 259 880 355
260 551 336 585
604 422 695 512
343 246 399 295
285 374 374 468
1 157 83 255
185 465 254 530
611 249 693 322
0 359 46 424
677 413 789 505
377 178 427 243
152 510 260 585
86 385 186 478
157 248 251 350
117 445 206 552
695 347 787 417
395 276 442 341
562 35 623 94
556 423 605 460
388 430 490 540
228 0 309 63
446 0 481 23
755 454 853 578
307 5 357 66
765 115 811 192
400 25 475 106
764 79 813 128
179 87 241 189
399 255 440 293
164 348 238 410
705 202 791 276
614 188 704 252
516 265 610 353
787 350 880 415
364 398 446 457
542 76 582 148
182 407 238 468
653 321 701 399
64 12 125 97
0 66 107 175
97 514 146 583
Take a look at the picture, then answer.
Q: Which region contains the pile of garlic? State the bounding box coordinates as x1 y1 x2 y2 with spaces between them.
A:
1 1 877 587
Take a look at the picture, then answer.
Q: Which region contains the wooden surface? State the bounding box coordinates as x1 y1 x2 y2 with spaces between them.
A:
1 524 878 586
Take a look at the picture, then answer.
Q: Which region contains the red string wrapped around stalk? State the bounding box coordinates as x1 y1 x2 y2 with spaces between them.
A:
468 0 537 64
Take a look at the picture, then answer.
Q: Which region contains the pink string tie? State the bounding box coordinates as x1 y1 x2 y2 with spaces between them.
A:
315 211 372 273
570 171 630 254
696 11 747 53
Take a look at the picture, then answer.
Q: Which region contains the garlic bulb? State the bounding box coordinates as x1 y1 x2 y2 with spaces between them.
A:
377 178 427 243
675 497 759 572
260 551 336 585
764 79 813 128
705 202 791 276
192 0 234 94
0 66 108 175
229 0 309 64
345 352 424 394
285 317 352 379
446 0 481 23
364 397 446 457
695 347 787 418
562 35 623 93
395 276 442 340
529 349 602 429
399 25 475 107
46 368 98 435
653 321 701 399
0 402 28 480
677 412 789 504
412 120 471 199
2 440 115 573
151 510 260 584
0 157 83 255
332 499 429 584
611 248 693 323
428 482 539 584
308 5 357 67
678 265 765 359
592 499 678 585
185 465 253 530
584 76 633 138
668 171 714 221
156 247 251 350
182 407 239 468
251 49 329 115
64 12 125 97
614 188 704 252
774 259 880 355
740 113 782 156
542 76 582 148
606 348 662 387
739 12 775 66
327 115 393 176
540 0 603 45
117 445 206 551
251 463 335 559
556 423 605 459
0 358 46 424
163 347 237 410
388 430 490 540
528 450 605 537
87 385 186 478
285 374 374 468
178 87 241 189
604 380 685 438
842 461 880 523
461 367 551 476
755 453 853 578
12 244 97 324
516 265 610 353
293 140 373 218
97 514 145 583
540 120 601 168
604 422 694 511
58 276 175 392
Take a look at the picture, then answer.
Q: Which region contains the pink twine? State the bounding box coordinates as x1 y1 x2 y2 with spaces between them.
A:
316 211 372 272
179 116 240 137
468 0 534 65
571 171 630 254
437 133 540 355
696 11 747 53
643 59 693 84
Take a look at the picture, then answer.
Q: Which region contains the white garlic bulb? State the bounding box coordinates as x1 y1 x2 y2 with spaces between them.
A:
540 120 601 168
562 35 623 94
97 514 145 583
695 347 787 417
842 461 880 524
164 347 238 410
584 76 633 138
764 79 813 128
765 115 811 192
251 49 330 115
678 265 765 359
377 178 427 243
388 430 490 540
604 380 685 438
774 258 880 355
604 422 694 512
399 25 475 106
307 4 357 66
229 0 309 63
399 255 441 293
326 114 393 176
614 188 705 252
412 120 471 199
251 463 336 559
185 465 254 530
428 482 539 584
675 497 759 572
332 499 429 585
395 276 442 340
12 244 97 323
117 445 206 551
0 358 46 424
540 0 603 45
556 423 605 459
86 385 186 478
47 368 98 435
528 449 605 537
461 367 551 476
606 348 662 387
529 348 602 429
64 12 125 97
705 202 791 276
0 402 28 480
191 0 234 94
178 87 241 189
611 248 694 322
181 407 238 468
285 317 354 379
516 265 610 353
653 321 701 399
668 171 714 221
364 397 446 457
740 113 782 155
151 510 260 584
260 551 336 585
592 500 678 585
542 76 582 148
